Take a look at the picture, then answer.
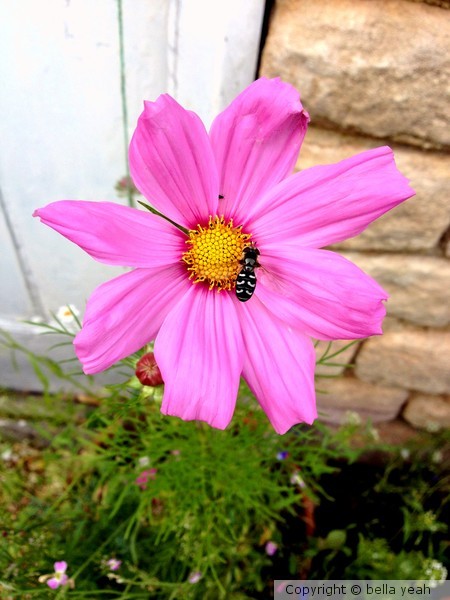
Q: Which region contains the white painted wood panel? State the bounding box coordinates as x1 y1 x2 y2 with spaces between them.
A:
0 0 127 313
168 0 266 128
0 0 265 391
0 203 33 318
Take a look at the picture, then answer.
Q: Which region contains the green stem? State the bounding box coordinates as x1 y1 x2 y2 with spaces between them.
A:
69 517 130 582
137 200 189 234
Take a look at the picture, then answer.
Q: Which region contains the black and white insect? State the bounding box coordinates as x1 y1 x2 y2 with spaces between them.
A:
235 246 261 302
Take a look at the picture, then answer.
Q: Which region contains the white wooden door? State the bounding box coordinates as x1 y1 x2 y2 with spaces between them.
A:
0 0 265 391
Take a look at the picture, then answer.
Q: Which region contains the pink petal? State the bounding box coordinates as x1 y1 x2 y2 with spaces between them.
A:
74 264 191 374
54 561 67 573
265 541 278 556
256 246 388 340
188 571 203 584
154 286 244 430
47 578 60 589
236 296 316 434
209 77 309 225
248 146 415 247
33 201 184 268
129 95 219 229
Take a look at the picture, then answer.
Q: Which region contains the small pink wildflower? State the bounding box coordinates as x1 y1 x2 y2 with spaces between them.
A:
46 561 69 589
34 78 414 434
106 558 122 571
56 304 80 324
188 571 203 584
135 468 157 490
138 455 151 467
265 541 278 556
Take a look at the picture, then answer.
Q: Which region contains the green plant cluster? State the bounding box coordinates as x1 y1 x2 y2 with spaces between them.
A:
0 318 448 599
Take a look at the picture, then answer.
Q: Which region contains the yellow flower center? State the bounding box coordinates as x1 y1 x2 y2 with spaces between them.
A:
182 216 251 291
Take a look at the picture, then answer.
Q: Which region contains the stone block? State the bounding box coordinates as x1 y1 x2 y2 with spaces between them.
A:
261 0 450 149
317 376 408 425
402 393 450 431
355 327 450 394
374 419 420 446
342 253 450 327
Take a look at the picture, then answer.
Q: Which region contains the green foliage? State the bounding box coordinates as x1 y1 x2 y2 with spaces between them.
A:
0 384 353 599
0 321 449 598
346 537 447 582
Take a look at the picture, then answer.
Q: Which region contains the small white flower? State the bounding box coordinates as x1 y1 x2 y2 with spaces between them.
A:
188 571 202 584
368 426 379 441
431 450 443 464
345 410 362 426
290 470 306 489
424 558 447 587
138 456 150 467
422 511 439 532
425 421 440 433
400 448 410 460
56 304 80 328
1 448 13 461
29 315 44 324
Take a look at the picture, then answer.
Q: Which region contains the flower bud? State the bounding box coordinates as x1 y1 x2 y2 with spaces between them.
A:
135 352 163 387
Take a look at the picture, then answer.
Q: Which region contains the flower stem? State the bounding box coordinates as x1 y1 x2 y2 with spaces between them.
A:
137 200 189 234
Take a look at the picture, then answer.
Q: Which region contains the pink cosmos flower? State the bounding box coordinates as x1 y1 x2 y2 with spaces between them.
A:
33 77 414 434
47 561 69 589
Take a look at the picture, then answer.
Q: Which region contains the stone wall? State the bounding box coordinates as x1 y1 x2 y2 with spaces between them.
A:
260 0 450 437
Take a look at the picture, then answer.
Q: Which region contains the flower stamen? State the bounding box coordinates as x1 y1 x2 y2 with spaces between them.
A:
182 216 251 291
